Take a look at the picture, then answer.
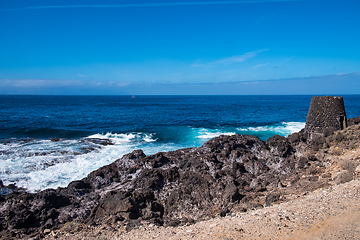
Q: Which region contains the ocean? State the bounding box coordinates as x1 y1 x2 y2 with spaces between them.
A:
1 95 359 192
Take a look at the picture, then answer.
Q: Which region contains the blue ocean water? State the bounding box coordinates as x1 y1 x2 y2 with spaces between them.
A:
0 95 359 192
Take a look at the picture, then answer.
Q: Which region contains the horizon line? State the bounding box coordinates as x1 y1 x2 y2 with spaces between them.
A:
0 94 358 96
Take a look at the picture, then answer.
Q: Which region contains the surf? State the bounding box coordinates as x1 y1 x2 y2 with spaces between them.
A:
0 122 305 192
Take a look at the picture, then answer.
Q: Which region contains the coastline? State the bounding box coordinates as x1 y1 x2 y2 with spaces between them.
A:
1 121 360 239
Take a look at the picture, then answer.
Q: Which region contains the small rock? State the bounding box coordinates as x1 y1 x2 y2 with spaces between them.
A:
219 209 229 217
44 229 51 234
235 227 244 232
334 170 352 184
355 165 360 174
44 218 54 229
265 193 281 207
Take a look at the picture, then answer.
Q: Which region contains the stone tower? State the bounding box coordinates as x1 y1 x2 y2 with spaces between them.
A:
305 96 347 141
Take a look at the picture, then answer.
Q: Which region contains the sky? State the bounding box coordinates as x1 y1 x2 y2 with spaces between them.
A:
0 0 359 95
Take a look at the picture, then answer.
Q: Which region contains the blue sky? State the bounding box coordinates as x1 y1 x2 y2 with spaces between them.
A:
0 0 359 95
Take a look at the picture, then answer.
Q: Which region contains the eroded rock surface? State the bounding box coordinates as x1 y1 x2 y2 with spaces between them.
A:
1 122 360 239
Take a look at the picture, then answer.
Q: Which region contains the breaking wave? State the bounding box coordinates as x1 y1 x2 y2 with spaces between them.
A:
0 122 304 192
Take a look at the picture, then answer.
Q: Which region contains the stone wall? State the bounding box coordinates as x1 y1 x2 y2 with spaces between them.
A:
305 96 347 141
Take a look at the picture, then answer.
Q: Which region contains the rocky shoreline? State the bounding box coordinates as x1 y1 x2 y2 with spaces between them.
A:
1 95 359 239
0 118 359 239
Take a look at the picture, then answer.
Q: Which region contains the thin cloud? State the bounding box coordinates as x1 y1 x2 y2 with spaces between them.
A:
253 63 269 69
0 79 86 87
2 0 301 11
0 79 132 88
192 49 269 67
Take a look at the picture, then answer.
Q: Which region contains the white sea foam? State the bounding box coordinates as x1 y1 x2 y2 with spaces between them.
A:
86 132 157 144
196 128 236 139
237 122 305 136
18 144 134 191
0 133 172 192
143 134 157 142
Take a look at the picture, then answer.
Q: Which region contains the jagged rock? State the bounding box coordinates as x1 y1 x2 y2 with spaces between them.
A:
265 193 281 206
287 129 306 144
266 135 293 157
334 170 353 184
89 191 139 224
355 165 360 174
348 116 360 126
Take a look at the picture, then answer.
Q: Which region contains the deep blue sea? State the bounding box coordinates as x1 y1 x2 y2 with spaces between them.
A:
1 95 359 192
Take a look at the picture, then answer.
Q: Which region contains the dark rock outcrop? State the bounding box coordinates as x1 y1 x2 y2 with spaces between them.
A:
348 116 360 126
0 132 336 239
